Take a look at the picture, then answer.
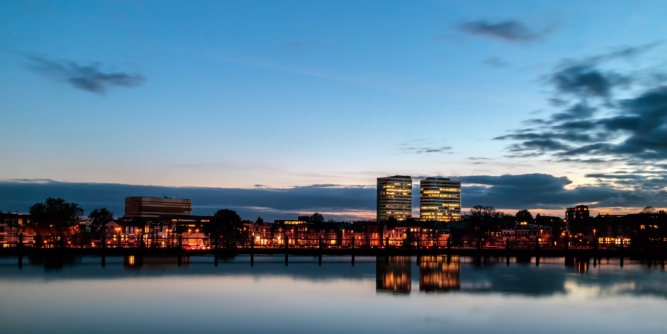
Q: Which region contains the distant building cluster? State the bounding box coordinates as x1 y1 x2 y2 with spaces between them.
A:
377 175 461 222
0 175 666 250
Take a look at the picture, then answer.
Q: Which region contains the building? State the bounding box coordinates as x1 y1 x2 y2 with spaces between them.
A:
275 220 309 225
566 205 590 234
377 175 413 222
124 197 192 220
419 177 461 222
566 205 590 222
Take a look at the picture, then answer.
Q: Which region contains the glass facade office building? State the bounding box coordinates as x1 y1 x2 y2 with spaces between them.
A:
377 175 413 222
419 177 461 222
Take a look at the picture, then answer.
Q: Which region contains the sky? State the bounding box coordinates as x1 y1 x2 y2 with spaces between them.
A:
1 0 667 220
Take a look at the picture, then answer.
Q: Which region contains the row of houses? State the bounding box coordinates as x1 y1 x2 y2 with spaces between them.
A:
252 221 450 248
3 199 667 249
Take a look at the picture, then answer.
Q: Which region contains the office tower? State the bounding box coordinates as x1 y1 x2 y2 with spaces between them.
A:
419 177 461 222
377 175 413 222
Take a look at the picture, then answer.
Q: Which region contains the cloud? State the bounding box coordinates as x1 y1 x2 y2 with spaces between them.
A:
1 176 663 218
456 173 666 210
0 179 376 221
551 102 597 121
402 146 453 154
587 42 663 63
456 20 551 43
496 42 667 164
550 64 630 98
400 141 453 154
25 54 145 94
484 57 508 68
283 40 328 51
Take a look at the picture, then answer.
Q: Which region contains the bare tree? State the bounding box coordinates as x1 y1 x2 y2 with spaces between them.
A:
640 206 656 215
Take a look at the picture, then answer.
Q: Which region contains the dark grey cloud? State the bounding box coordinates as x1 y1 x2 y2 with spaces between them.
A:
551 64 630 98
456 20 551 43
508 139 571 153
1 176 661 219
25 54 145 94
0 180 375 221
457 173 665 210
554 158 619 164
496 131 602 143
497 42 667 167
551 102 597 120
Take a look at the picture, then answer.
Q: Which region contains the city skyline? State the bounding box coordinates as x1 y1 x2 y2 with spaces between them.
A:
2 1 667 219
0 174 654 221
2 3 667 334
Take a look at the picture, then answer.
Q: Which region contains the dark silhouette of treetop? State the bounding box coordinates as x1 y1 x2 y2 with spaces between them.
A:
214 209 242 223
29 197 83 231
89 207 114 229
310 213 324 223
640 206 656 214
516 209 534 224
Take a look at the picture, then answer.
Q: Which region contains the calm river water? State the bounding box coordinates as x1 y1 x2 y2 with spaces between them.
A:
0 255 666 333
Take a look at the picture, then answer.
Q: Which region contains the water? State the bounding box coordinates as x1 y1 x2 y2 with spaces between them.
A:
0 255 666 333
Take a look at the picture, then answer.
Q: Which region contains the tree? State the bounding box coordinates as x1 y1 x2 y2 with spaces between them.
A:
88 208 114 230
469 205 497 218
255 217 264 224
310 213 324 224
213 209 242 223
206 209 244 247
385 217 399 225
640 206 656 215
29 198 83 233
515 209 534 224
466 205 506 247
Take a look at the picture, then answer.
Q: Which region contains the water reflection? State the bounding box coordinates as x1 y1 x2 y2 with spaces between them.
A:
123 256 190 269
419 255 460 292
26 256 80 271
1 255 666 299
376 256 411 294
2 255 667 334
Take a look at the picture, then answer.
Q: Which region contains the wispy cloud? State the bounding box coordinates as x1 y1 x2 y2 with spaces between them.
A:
456 19 552 43
400 144 453 154
209 54 438 96
283 40 328 51
484 57 508 68
25 54 145 94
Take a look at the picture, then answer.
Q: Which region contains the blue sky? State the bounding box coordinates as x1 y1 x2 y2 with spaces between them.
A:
1 0 667 219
